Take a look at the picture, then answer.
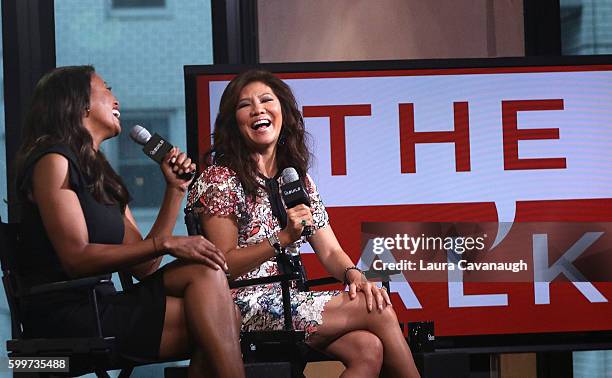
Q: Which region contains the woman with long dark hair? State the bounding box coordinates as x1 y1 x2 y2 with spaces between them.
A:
15 65 244 377
187 69 420 378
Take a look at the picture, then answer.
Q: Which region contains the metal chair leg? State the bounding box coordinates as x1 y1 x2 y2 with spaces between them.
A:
117 367 134 378
95 370 112 378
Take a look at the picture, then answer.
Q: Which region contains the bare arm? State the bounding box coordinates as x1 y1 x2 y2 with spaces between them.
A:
200 203 325 280
122 207 163 279
307 225 356 282
200 213 276 280
32 153 226 278
123 148 195 278
146 147 193 238
309 224 392 311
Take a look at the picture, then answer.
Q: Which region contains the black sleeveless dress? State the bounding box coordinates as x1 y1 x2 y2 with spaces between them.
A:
18 144 166 361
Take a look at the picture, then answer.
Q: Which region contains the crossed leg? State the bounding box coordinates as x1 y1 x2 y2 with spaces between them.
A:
321 330 384 378
157 261 245 378
309 292 420 378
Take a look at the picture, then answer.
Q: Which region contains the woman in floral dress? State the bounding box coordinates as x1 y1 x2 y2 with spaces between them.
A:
186 69 420 378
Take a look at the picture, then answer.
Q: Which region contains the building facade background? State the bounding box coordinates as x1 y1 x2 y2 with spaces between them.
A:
55 0 213 236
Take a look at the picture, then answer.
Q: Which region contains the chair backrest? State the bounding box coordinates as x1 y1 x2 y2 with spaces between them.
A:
0 218 26 339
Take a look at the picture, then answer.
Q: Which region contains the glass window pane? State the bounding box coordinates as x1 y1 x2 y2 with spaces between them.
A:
54 1 212 375
561 0 612 54
55 0 213 236
560 2 612 376
118 111 169 208
112 0 165 8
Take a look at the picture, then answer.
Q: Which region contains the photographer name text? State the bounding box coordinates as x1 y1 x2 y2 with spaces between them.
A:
373 259 528 273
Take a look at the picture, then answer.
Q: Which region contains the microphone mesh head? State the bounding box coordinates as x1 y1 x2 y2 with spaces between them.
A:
129 125 152 145
281 167 300 183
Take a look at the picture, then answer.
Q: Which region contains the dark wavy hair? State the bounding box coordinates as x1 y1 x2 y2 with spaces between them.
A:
15 65 130 211
204 69 311 196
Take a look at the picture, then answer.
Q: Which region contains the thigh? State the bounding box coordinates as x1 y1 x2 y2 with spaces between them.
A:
310 292 364 341
158 296 192 360
309 291 395 346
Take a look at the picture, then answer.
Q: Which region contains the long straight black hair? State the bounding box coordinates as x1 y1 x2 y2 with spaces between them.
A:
15 65 129 210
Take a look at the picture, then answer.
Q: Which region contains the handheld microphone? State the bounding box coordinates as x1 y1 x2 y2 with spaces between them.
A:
280 167 313 238
129 124 195 180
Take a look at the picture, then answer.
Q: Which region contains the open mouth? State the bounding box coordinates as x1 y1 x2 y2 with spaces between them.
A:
112 109 121 119
251 118 271 130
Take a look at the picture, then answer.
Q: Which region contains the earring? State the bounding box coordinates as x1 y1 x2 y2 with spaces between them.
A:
85 108 90 117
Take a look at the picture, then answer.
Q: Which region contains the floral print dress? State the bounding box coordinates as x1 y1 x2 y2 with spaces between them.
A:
186 165 341 339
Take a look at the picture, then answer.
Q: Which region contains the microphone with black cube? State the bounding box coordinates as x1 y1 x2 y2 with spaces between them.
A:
280 167 313 238
129 124 195 181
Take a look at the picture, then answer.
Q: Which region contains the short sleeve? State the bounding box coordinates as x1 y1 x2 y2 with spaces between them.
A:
304 174 329 230
186 165 243 217
19 145 84 196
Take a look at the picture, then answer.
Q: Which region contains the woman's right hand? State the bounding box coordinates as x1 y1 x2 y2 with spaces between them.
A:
161 235 228 271
278 204 314 245
161 147 196 192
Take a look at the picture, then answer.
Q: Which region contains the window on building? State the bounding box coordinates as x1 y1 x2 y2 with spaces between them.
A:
108 0 170 18
55 0 213 234
560 0 612 55
559 2 612 376
118 111 169 208
112 0 165 8
54 2 212 374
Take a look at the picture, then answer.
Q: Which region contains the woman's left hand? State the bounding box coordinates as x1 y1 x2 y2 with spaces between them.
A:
347 269 392 312
161 147 196 191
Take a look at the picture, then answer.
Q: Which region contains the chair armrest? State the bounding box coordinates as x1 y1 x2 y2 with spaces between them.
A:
364 269 401 280
304 269 399 290
21 276 111 297
303 276 340 289
229 273 302 289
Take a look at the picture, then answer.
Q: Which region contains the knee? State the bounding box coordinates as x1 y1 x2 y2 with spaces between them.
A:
370 304 399 331
184 263 230 289
379 305 399 323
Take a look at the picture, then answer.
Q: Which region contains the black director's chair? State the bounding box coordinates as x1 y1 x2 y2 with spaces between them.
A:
0 217 183 377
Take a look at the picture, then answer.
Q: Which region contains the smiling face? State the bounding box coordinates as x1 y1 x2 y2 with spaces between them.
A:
84 73 121 142
235 81 283 153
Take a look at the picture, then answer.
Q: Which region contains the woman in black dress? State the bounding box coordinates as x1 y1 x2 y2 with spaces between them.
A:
15 65 244 377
